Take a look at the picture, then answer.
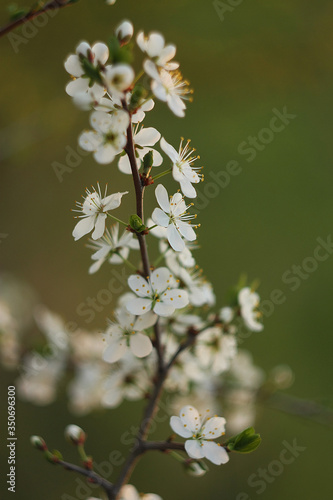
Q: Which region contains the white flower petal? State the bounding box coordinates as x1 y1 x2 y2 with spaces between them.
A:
64 54 84 77
135 127 161 147
167 224 185 252
201 417 226 439
92 42 109 64
66 78 89 97
177 221 196 242
179 405 201 432
153 302 175 317
72 216 95 241
94 144 117 164
128 275 152 297
201 441 229 465
151 267 173 293
152 208 169 228
185 439 205 459
130 333 153 358
78 130 102 152
163 289 189 309
127 298 152 315
154 184 170 212
103 338 127 363
91 213 107 240
160 137 179 163
170 416 193 438
103 191 128 211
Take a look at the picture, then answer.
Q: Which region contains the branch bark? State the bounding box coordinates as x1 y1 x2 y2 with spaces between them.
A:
0 0 74 38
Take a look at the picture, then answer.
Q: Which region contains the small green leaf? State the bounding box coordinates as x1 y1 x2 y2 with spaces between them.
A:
52 449 63 460
129 84 148 111
7 4 29 21
129 215 146 233
107 36 133 64
225 427 261 454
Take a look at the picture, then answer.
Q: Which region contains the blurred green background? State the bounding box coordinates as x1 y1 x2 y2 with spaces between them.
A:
1 0 333 498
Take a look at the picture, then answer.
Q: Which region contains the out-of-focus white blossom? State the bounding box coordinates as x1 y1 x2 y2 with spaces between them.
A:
79 110 129 164
137 31 179 70
238 287 263 332
87 223 139 274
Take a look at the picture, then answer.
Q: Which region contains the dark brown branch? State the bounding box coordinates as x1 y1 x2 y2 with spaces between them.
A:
57 459 113 498
122 100 164 373
0 0 74 38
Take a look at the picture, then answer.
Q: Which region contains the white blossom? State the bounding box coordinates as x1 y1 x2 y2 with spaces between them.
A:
103 308 156 363
119 484 163 500
118 125 162 174
178 267 215 307
152 184 197 252
72 184 128 241
137 31 179 70
160 137 202 198
103 64 135 99
87 223 139 274
170 405 229 465
127 267 189 317
238 287 263 332
64 41 108 98
79 110 129 164
102 353 151 408
195 327 237 375
144 60 191 117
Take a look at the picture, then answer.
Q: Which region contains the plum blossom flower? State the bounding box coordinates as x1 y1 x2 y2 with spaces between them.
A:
170 405 229 465
127 267 189 317
144 60 191 117
79 110 129 164
160 137 203 198
137 31 179 70
119 484 163 500
103 64 135 99
103 308 156 363
87 223 139 274
238 287 263 332
64 41 109 98
102 353 151 408
178 267 215 307
72 184 128 241
195 327 237 375
152 184 197 252
118 126 162 174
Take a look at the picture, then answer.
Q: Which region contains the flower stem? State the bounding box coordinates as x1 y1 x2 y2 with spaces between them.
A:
152 168 172 181
115 252 137 271
106 213 128 227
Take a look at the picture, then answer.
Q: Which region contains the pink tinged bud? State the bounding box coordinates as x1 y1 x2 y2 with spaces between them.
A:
30 435 47 451
115 20 134 44
64 424 86 445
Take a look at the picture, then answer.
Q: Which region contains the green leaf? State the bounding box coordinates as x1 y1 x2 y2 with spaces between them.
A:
225 427 261 454
129 215 146 233
107 36 133 64
129 84 148 111
7 4 29 21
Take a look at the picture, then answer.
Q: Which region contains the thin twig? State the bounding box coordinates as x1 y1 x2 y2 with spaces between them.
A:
0 0 74 38
57 459 113 497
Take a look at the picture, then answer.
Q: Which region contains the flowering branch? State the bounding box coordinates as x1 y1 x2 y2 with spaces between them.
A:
0 0 76 38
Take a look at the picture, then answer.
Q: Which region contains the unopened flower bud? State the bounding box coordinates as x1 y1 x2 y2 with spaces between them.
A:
30 435 47 451
64 424 86 445
115 20 134 45
184 460 209 477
